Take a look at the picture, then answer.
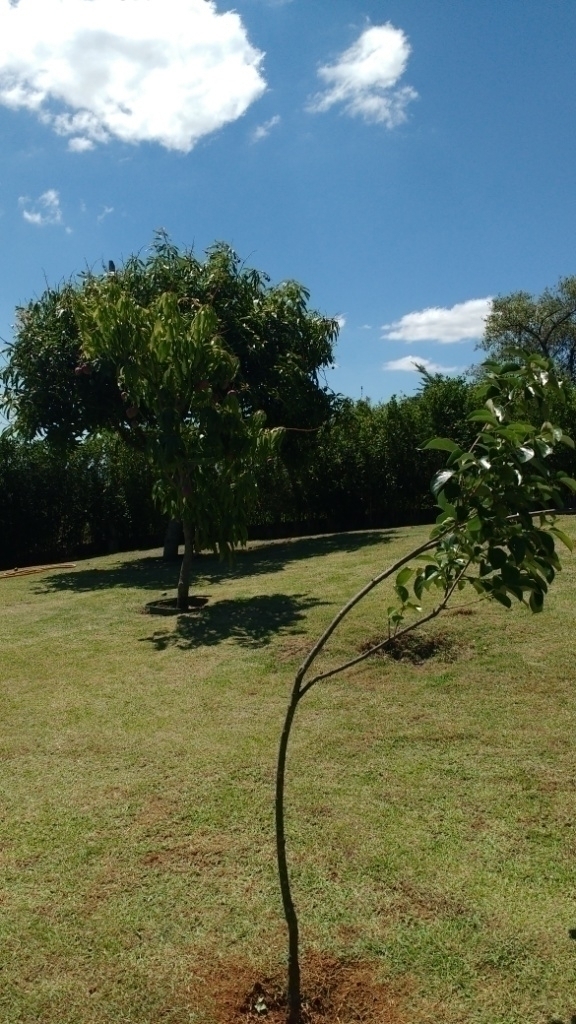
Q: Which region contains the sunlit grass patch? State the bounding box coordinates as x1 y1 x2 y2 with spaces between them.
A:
1 521 576 1023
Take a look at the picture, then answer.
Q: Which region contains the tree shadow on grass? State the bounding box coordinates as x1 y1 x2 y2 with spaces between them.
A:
35 529 397 595
139 592 329 650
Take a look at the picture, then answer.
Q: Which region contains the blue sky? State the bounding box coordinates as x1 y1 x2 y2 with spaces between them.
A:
1 0 576 403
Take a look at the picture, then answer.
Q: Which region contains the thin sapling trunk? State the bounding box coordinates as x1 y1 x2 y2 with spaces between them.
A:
177 518 193 610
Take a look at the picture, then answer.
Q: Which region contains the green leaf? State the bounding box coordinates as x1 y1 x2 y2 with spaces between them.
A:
431 469 454 496
468 410 500 425
396 567 414 587
422 437 461 452
516 445 535 463
492 590 512 609
550 527 574 552
529 590 544 613
395 584 410 603
489 547 508 570
437 490 456 515
508 535 527 563
558 476 576 492
465 515 483 534
486 398 504 421
501 562 521 588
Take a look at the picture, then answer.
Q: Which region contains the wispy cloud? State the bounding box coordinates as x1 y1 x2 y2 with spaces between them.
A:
0 0 266 152
18 189 63 227
308 23 417 127
335 315 346 330
251 114 281 142
383 356 459 374
382 298 493 344
97 205 114 223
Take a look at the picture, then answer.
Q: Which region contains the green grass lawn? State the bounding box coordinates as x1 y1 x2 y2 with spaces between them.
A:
2 523 576 1023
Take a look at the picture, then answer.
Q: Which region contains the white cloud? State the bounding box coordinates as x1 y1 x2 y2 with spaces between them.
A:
0 0 266 152
97 205 114 222
383 356 459 374
335 314 346 330
308 23 417 126
251 114 280 141
18 188 63 227
382 298 493 344
68 137 95 153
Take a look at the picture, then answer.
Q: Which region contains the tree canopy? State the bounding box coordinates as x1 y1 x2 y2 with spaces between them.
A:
480 277 576 382
0 232 339 444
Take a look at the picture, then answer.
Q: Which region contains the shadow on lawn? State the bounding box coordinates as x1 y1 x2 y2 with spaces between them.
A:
35 529 396 595
139 592 328 650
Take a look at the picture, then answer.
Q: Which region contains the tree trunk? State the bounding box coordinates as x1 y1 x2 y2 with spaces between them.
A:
177 519 192 610
163 518 182 560
276 687 302 1024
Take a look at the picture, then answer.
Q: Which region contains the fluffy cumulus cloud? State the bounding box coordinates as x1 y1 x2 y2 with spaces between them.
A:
18 188 63 226
308 23 417 126
0 0 266 152
383 356 459 374
382 298 493 344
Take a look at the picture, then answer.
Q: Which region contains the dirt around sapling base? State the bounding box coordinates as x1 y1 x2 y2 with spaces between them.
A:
143 595 209 615
360 629 458 666
210 953 409 1023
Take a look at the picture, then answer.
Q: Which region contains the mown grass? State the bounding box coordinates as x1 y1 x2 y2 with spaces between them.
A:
1 523 576 1023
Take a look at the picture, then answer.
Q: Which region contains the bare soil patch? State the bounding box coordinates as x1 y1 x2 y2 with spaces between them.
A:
359 630 456 665
205 953 410 1024
143 595 209 615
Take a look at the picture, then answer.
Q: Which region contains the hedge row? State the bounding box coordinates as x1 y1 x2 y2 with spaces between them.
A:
3 373 576 569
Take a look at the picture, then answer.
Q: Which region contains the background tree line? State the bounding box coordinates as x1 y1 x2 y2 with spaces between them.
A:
3 238 576 571
3 369 576 570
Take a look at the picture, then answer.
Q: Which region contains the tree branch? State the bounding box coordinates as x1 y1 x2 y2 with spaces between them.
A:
293 534 442 695
299 565 468 697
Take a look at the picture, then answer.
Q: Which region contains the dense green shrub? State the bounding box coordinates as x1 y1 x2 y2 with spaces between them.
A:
3 371 574 568
0 432 163 569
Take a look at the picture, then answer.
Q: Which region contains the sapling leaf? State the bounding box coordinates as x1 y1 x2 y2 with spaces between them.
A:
469 410 500 425
550 527 574 552
437 490 456 516
396 567 414 587
465 516 482 534
422 437 461 452
557 475 576 492
431 469 454 496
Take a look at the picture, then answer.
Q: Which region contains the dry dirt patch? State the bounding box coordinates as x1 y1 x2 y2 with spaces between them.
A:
202 953 411 1024
359 630 457 666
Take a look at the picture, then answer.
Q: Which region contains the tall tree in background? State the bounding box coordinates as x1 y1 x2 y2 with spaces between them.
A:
73 281 283 609
480 277 576 381
0 233 338 574
0 233 338 443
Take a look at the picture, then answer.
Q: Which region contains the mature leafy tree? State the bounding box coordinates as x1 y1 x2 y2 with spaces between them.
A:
275 354 576 1023
0 232 338 443
0 233 337 571
73 280 283 609
480 277 576 381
